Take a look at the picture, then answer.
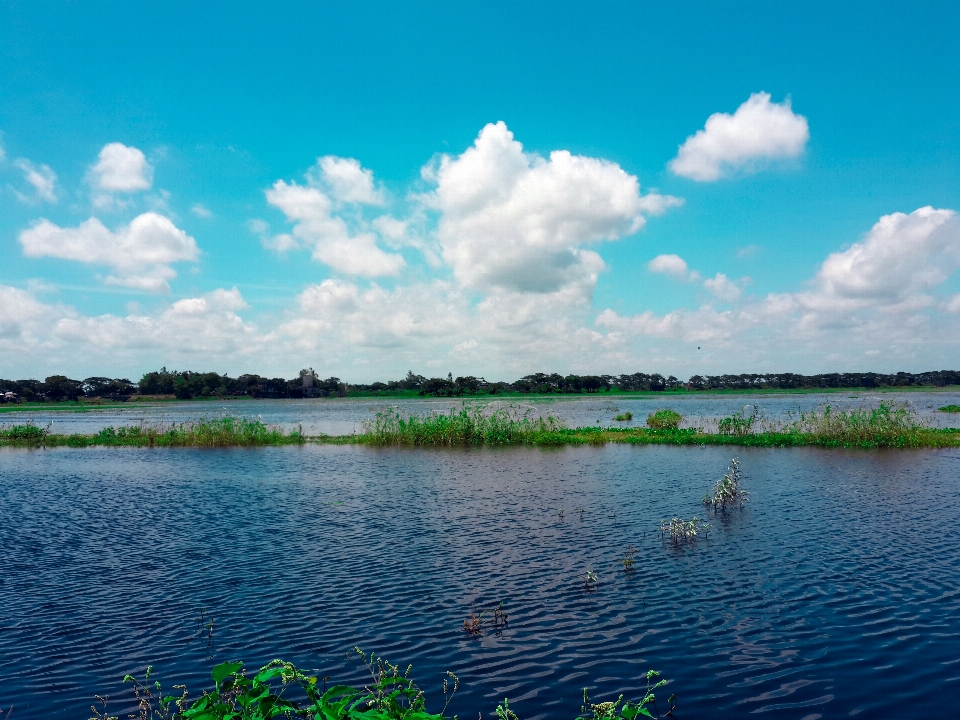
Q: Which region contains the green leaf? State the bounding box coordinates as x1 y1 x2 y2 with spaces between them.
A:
212 661 244 686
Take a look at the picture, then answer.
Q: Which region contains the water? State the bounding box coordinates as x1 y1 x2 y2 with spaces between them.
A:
2 442 959 719
2 389 960 436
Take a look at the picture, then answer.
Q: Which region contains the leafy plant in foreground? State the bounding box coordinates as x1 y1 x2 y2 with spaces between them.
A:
576 671 676 719
703 458 748 512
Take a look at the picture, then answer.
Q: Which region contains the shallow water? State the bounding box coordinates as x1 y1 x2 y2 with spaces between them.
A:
2 389 960 435
1 444 959 718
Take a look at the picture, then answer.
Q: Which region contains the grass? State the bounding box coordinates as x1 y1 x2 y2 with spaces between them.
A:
94 650 675 720
0 417 304 448
939 404 960 413
613 411 633 422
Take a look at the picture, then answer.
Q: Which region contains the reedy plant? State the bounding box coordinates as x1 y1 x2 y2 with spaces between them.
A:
360 405 565 446
645 410 681 430
703 458 748 512
659 517 708 545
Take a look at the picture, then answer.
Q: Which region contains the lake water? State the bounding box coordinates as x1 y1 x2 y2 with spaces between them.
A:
1 440 959 718
2 390 960 436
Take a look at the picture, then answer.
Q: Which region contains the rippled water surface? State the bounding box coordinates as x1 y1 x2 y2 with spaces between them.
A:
2 444 959 718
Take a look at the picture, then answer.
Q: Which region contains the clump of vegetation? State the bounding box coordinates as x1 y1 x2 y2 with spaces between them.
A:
360 405 565 446
646 409 682 430
717 404 761 435
0 417 304 448
613 411 633 422
96 650 675 719
939 404 960 413
703 458 748 512
463 602 509 635
576 671 676 719
583 570 600 590
93 649 458 720
659 517 708 545
618 545 638 572
783 401 932 447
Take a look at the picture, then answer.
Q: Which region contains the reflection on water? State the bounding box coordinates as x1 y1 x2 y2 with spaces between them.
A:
2 390 960 436
1 444 959 718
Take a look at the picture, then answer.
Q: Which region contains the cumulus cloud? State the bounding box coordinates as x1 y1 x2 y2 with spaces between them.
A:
670 92 809 181
310 156 385 205
266 180 404 276
702 273 742 302
19 212 199 293
428 121 681 296
815 206 959 302
14 159 57 203
594 206 960 369
90 142 153 191
0 285 260 377
648 254 690 279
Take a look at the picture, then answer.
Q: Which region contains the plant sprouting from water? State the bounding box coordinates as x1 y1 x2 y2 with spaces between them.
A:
618 545 638 572
939 404 960 413
462 602 509 635
703 458 748 512
718 405 761 436
583 570 600 590
645 410 681 430
659 517 708 546
576 671 676 719
613 412 633 422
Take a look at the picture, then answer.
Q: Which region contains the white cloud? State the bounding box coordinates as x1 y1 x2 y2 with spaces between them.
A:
816 206 959 302
669 92 809 181
19 212 199 293
90 142 153 192
428 121 681 296
265 179 404 276
310 156 385 205
14 159 57 203
648 254 689 279
702 272 742 302
191 203 213 218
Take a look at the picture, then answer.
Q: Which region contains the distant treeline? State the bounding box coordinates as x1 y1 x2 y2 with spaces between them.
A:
2 368 960 404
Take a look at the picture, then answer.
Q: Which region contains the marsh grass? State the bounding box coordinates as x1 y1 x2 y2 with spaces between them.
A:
0 417 303 448
939 404 960 413
359 404 565 446
613 411 633 422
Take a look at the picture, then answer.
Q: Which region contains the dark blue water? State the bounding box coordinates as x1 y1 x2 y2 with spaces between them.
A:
1 445 959 719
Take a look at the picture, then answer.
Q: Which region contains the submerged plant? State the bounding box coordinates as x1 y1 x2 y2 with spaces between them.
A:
462 602 509 635
703 458 748 512
645 410 681 430
618 545 638 572
659 517 708 546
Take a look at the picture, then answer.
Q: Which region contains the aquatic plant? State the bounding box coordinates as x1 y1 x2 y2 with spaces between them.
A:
618 545 638 572
782 401 932 447
97 651 675 719
659 517 707 545
360 405 566 446
583 570 600 590
717 404 761 436
645 410 681 430
0 417 303 448
577 671 676 719
613 411 633 422
938 404 960 413
462 602 508 635
703 458 748 512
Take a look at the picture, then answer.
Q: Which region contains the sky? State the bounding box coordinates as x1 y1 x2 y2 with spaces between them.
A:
1 1 959 382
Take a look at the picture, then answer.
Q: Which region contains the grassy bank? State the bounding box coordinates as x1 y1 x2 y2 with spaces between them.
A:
0 417 304 448
3 403 958 449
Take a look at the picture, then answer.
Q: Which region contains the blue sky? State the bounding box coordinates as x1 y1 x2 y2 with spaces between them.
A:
2 1 959 381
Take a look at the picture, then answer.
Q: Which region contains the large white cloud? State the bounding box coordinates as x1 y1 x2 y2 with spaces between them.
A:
90 142 153 192
265 179 404 276
427 121 682 296
669 92 809 181
19 212 199 293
